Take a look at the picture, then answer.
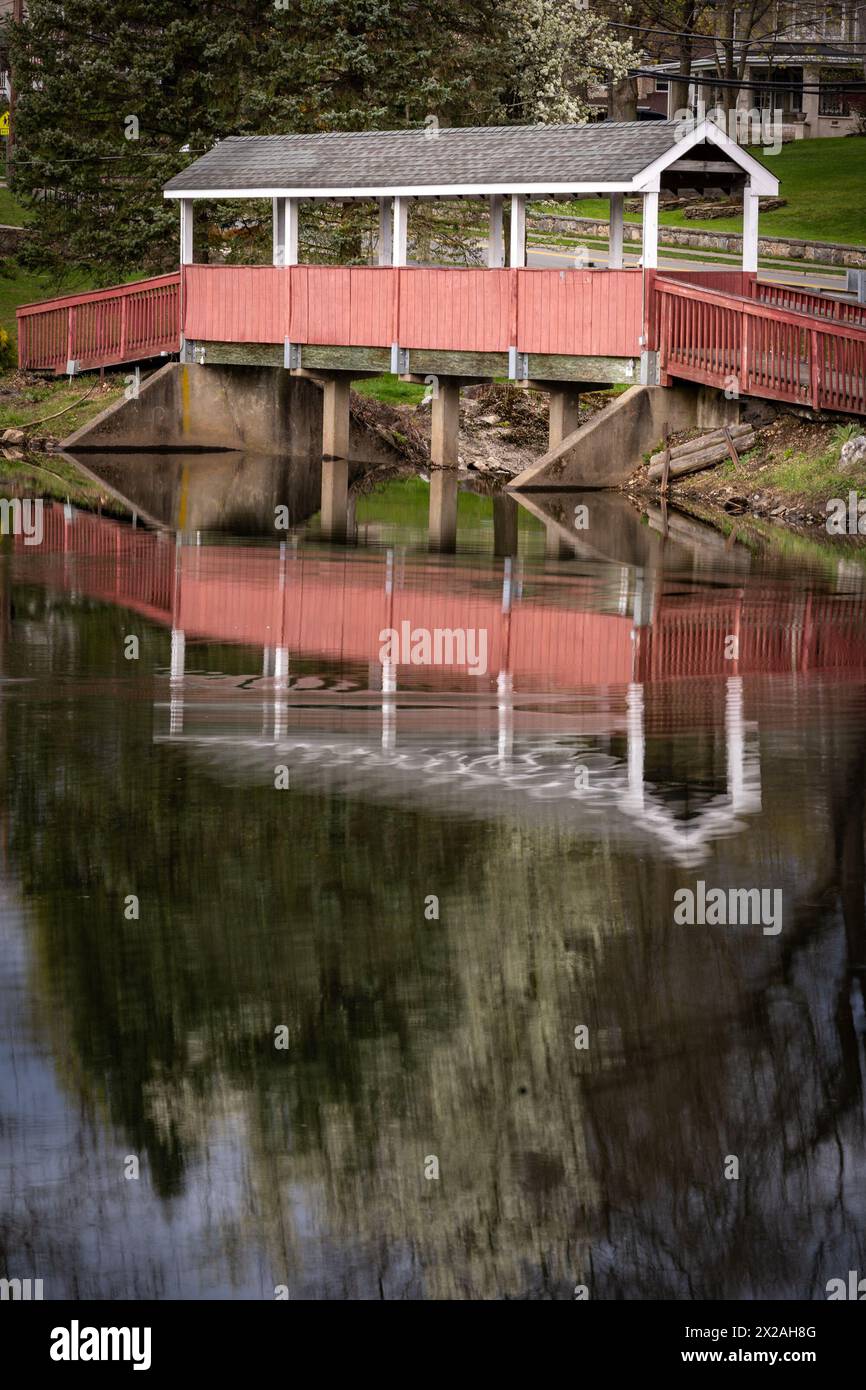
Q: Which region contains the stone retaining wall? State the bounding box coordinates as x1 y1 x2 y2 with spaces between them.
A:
530 213 866 269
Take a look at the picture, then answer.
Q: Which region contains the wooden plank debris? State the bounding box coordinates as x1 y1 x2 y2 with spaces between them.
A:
648 423 755 482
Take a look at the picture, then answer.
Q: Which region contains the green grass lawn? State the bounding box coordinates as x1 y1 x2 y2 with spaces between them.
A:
0 375 127 435
0 184 30 226
548 135 866 247
353 374 428 405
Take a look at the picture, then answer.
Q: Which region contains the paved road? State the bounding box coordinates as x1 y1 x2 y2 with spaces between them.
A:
526 241 849 294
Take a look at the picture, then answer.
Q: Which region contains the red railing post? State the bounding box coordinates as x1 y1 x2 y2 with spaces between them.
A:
739 310 750 395
66 306 76 370
120 294 128 360
810 328 821 410
658 289 672 385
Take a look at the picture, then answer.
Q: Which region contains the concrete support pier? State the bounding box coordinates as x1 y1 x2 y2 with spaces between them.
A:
322 376 351 460
547 386 581 451
493 495 519 557
430 379 461 470
428 469 459 553
321 459 349 542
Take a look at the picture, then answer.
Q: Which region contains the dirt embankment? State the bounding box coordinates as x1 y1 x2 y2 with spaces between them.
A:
625 410 866 527
390 382 611 479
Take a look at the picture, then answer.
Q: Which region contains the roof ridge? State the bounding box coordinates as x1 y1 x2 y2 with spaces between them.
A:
214 120 684 145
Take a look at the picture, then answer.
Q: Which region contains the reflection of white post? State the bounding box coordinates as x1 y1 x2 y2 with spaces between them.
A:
625 681 645 810
617 564 630 616
170 628 185 735
725 675 745 811
632 568 646 627
382 659 396 751
497 670 513 766
171 628 186 680
273 646 289 740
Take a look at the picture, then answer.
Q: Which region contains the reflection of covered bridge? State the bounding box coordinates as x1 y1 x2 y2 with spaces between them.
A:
16 505 866 865
14 506 866 689
16 119 866 461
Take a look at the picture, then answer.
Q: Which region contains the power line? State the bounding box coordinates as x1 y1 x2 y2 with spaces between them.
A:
629 64 866 91
605 19 866 50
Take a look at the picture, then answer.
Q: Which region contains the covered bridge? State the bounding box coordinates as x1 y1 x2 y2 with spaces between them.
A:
16 117 866 463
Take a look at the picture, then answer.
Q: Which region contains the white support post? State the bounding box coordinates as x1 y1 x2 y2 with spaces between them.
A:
509 193 526 268
609 193 624 269
488 194 504 268
180 199 194 266
378 197 393 266
392 195 409 267
641 191 659 270
272 198 286 266
285 198 299 266
742 184 759 273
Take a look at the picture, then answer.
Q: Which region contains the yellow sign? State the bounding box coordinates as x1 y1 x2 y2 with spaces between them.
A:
0 112 9 137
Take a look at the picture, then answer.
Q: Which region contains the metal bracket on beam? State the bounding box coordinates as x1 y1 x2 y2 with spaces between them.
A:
639 351 659 386
508 347 528 381
390 343 409 374
194 343 207 366
284 338 301 370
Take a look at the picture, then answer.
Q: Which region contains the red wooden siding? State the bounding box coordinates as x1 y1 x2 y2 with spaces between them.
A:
183 265 286 343
289 267 394 347
181 264 644 358
398 269 512 351
517 269 643 357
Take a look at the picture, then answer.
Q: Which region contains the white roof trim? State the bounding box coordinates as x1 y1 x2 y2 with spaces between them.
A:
165 182 642 200
632 117 779 196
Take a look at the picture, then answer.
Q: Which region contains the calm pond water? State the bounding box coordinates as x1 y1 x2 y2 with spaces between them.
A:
2 472 866 1300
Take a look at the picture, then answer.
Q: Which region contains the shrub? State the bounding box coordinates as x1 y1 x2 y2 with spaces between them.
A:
0 326 15 373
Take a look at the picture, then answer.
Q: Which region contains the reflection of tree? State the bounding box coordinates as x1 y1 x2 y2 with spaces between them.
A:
579 709 866 1300
5 581 866 1298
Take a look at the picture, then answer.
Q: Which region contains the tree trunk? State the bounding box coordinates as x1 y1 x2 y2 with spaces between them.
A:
609 76 639 122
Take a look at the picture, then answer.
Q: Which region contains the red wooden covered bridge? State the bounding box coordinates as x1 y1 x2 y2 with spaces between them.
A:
16 116 866 445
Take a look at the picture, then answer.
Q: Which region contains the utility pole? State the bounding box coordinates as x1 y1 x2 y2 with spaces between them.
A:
5 0 24 180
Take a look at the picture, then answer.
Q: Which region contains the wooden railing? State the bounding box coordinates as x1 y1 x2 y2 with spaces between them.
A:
749 279 866 328
655 276 866 415
17 274 181 374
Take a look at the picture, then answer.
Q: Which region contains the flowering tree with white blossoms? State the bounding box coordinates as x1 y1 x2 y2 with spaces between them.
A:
508 0 635 124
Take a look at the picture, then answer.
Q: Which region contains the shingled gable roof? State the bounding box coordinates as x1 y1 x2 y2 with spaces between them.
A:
163 117 778 199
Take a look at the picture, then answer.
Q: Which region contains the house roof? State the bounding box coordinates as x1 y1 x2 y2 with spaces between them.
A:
645 42 863 72
163 117 778 199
